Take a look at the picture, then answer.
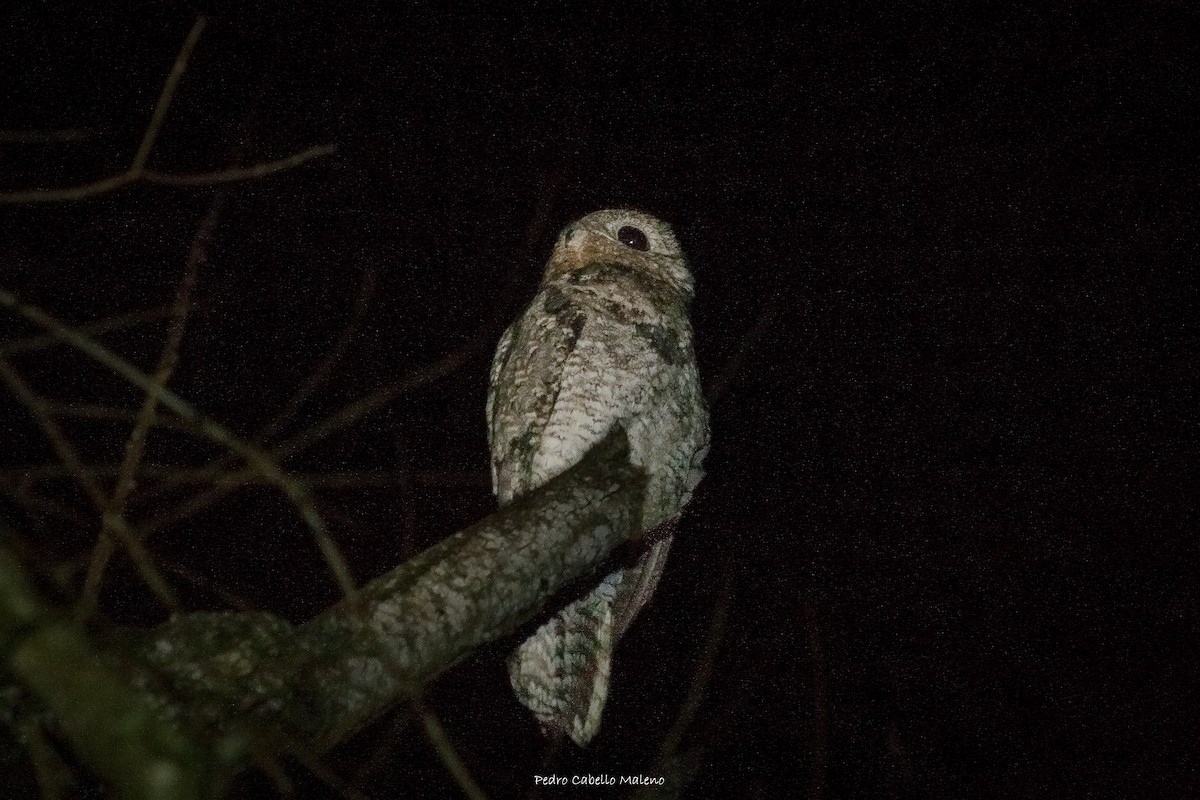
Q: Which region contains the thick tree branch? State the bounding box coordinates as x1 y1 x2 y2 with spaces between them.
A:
0 539 226 800
2 428 646 794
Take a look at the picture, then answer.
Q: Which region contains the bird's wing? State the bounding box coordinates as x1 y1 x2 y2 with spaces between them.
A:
487 288 588 505
485 323 514 495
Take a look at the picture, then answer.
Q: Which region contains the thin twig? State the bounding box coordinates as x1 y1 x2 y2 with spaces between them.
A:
286 750 368 800
41 401 194 433
0 480 92 527
132 265 375 510
142 145 337 186
136 174 550 542
124 172 543 548
0 16 205 205
24 716 73 799
1 503 80 598
0 356 180 612
158 558 256 611
276 341 483 460
130 16 207 171
485 168 563 336
0 15 336 205
0 172 136 203
1 306 175 355
143 264 377 507
1 464 486 489
0 145 337 204
350 711 414 787
0 287 360 604
78 189 218 619
705 295 788 406
658 556 734 759
132 340 485 535
260 266 377 441
414 699 489 800
134 483 243 540
285 166 560 460
803 601 829 800
394 433 419 559
0 128 91 143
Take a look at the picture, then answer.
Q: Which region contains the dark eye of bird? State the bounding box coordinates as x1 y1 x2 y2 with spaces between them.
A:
617 225 650 251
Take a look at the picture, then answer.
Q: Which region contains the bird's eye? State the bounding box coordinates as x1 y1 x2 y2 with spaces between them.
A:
617 225 650 251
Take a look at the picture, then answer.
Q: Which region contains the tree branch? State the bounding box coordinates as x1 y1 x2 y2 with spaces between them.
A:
2 427 646 794
0 16 336 205
0 285 359 604
0 537 227 800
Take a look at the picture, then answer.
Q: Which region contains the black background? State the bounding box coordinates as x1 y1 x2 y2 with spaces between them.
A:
1 2 1195 797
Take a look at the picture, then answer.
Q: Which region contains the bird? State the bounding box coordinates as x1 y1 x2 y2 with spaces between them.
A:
486 208 709 746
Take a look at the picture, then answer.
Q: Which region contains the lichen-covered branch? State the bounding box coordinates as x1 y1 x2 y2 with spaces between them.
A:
2 427 645 794
0 538 227 800
301 426 645 748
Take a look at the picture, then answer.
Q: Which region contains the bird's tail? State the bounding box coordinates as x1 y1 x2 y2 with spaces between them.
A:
508 537 673 746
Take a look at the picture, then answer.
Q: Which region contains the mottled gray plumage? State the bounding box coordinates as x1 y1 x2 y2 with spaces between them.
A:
486 209 709 746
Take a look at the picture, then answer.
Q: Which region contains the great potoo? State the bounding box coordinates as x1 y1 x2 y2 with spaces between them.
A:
486 208 709 746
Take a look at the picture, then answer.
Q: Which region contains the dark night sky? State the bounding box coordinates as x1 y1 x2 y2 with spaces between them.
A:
0 3 1195 798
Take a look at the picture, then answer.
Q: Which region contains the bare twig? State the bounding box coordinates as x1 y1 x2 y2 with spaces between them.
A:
277 341 483 461
132 265 376 511
350 711 414 787
131 16 207 171
332 176 557 626
134 483 244 540
0 128 91 143
78 189 218 620
485 169 564 336
394 434 420 559
414 700 489 800
0 145 337 203
129 340 486 538
0 287 359 603
24 716 74 798
139 264 378 513
0 172 137 203
260 267 377 441
705 295 788 406
658 556 734 759
142 145 338 186
0 16 336 204
0 480 92 527
0 356 180 612
803 601 829 800
134 172 552 543
40 401 192 433
1 464 486 490
278 736 369 800
158 559 255 612
0 16 206 205
1 306 175 355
